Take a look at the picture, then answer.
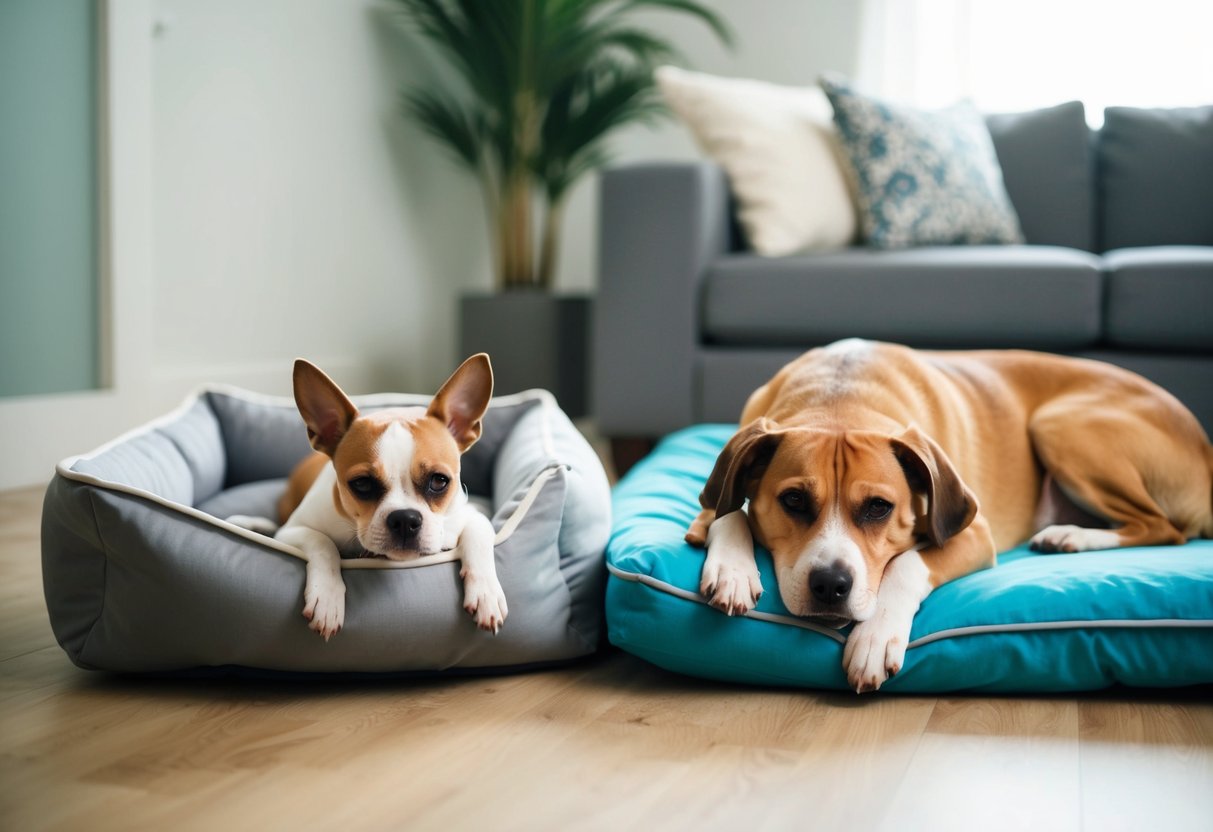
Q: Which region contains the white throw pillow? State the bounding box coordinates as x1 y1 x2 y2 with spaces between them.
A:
655 66 858 256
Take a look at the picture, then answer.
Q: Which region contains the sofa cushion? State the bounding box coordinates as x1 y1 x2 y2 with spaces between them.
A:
986 101 1094 252
820 75 1024 250
1099 106 1213 250
1103 247 1213 351
702 246 1103 349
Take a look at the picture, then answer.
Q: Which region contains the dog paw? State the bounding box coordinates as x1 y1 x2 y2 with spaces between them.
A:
1029 525 1120 554
302 577 345 641
700 559 763 617
843 616 908 694
463 574 508 634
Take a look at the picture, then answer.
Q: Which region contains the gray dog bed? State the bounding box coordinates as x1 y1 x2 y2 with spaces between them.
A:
42 386 610 675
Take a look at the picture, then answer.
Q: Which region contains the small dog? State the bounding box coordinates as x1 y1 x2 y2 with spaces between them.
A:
686 340 1213 692
274 354 506 640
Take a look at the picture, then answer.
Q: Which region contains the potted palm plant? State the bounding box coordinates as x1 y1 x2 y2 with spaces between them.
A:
394 0 732 414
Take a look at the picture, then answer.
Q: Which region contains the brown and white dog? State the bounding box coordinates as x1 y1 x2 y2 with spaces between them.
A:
685 339 1213 692
274 354 506 640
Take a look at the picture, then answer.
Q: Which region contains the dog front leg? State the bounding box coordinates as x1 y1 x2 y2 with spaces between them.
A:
843 549 932 693
844 514 995 693
458 512 507 634
700 510 763 616
276 525 346 641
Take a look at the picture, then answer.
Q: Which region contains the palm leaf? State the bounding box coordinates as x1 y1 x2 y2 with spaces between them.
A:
542 24 681 87
394 0 517 115
402 89 484 171
609 0 735 47
539 62 666 199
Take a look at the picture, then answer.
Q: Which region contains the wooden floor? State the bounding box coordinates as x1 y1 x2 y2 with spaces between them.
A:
2 484 1211 832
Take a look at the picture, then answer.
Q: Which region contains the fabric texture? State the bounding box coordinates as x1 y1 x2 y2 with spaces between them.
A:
820 75 1024 250
702 245 1103 349
43 387 611 674
984 101 1094 251
656 66 857 255
1102 246 1213 351
594 162 732 437
605 425 1213 693
1099 105 1213 250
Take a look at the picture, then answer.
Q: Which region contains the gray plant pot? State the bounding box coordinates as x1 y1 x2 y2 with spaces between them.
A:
459 292 590 418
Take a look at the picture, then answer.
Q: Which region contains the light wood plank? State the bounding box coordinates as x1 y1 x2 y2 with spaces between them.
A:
880 697 1082 831
0 485 55 662
1080 698 1213 832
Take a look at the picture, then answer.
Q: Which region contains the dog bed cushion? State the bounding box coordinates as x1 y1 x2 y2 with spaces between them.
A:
606 425 1213 693
43 386 610 674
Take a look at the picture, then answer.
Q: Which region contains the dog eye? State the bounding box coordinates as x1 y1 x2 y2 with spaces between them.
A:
861 498 893 522
427 473 450 494
347 476 383 500
779 489 809 514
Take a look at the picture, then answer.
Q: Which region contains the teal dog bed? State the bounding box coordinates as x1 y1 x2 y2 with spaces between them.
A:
606 425 1213 693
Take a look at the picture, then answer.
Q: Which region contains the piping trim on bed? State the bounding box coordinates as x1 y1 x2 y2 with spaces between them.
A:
607 563 848 642
56 384 565 571
605 563 1213 648
494 465 563 546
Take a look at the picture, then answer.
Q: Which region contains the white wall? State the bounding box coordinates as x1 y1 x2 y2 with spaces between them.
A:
1 0 860 489
150 0 488 403
1 0 489 488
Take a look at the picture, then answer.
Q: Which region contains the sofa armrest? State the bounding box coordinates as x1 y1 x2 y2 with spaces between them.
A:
592 162 732 437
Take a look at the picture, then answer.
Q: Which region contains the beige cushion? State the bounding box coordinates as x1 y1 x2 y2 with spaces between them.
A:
655 66 857 256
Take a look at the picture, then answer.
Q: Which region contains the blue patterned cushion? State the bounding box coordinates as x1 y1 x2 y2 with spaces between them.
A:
820 75 1024 249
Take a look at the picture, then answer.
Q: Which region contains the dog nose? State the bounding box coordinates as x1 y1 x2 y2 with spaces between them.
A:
809 566 853 604
386 509 423 539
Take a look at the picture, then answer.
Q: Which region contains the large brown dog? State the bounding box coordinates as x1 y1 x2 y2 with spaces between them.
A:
685 339 1213 692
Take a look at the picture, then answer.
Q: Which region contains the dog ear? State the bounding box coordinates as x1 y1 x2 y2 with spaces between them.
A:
700 418 784 516
891 425 978 547
428 353 494 451
293 359 359 457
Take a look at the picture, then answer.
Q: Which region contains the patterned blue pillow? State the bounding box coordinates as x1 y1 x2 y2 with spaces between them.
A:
820 75 1024 249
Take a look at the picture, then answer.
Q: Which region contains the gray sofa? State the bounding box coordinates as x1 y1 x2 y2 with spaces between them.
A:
593 102 1213 456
